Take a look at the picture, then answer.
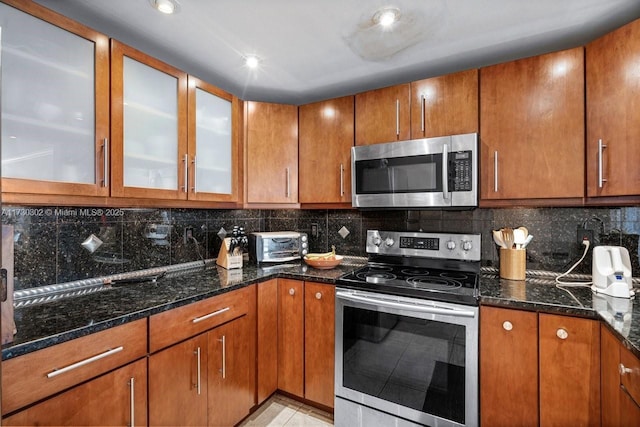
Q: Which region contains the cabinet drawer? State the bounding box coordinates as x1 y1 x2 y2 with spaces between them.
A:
149 286 252 352
620 346 640 406
2 318 147 415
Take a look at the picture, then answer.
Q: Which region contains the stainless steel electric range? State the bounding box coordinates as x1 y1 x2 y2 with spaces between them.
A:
335 230 481 427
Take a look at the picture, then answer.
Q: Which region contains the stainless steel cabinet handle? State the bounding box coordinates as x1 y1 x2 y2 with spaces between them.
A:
619 363 633 375
340 163 345 197
556 328 568 340
286 167 290 198
192 307 230 323
420 94 425 132
129 377 135 427
442 143 449 200
502 321 513 331
396 99 400 136
289 288 295 296
315 292 322 300
194 347 201 395
191 156 197 193
182 154 188 192
47 346 124 378
494 151 499 192
219 335 226 379
598 139 607 188
102 138 109 187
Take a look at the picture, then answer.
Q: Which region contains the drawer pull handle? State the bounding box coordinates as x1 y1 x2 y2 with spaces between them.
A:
192 307 230 324
315 292 322 300
47 346 124 378
502 321 513 331
620 363 633 376
556 328 569 340
129 377 135 427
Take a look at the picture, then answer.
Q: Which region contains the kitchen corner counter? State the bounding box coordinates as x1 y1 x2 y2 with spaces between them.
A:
2 258 367 361
480 272 640 359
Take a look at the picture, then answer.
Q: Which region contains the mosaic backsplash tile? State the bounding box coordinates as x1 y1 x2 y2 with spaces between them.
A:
3 205 640 290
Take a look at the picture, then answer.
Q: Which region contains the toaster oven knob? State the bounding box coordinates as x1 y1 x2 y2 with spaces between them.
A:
301 235 308 242
302 242 308 249
384 237 395 247
302 249 308 256
446 240 456 250
462 241 473 252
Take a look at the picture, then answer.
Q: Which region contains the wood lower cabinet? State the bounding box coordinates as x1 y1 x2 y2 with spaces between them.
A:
586 18 640 199
4 358 147 426
480 306 538 427
601 325 640 427
410 69 478 139
480 47 585 204
480 306 600 427
299 96 354 205
277 278 305 397
257 279 279 404
355 83 411 145
304 281 335 408
149 334 209 426
245 101 299 204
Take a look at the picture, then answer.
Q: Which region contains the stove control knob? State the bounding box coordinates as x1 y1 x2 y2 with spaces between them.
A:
446 240 456 250
372 235 382 247
384 237 395 247
462 241 473 252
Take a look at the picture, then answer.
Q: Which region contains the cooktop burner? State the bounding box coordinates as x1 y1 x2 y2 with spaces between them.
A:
336 230 481 305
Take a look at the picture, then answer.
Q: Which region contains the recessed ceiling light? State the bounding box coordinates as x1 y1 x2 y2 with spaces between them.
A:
373 7 400 28
149 0 180 15
244 55 260 69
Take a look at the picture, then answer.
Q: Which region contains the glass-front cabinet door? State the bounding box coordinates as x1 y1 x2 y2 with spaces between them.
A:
110 40 188 200
0 0 109 199
187 76 239 203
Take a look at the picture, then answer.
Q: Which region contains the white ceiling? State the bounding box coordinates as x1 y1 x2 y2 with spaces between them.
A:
34 0 640 105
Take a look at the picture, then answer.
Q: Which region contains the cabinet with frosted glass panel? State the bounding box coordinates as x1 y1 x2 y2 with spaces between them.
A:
0 0 109 198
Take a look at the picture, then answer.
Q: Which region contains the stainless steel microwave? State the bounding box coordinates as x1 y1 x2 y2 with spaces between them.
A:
351 133 478 209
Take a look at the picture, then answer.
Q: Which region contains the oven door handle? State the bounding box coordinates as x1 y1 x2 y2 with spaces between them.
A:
336 291 476 318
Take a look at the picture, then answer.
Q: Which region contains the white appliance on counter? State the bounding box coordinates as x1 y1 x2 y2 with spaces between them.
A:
592 246 634 298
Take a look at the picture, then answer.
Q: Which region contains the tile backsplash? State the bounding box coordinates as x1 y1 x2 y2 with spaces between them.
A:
3 205 640 290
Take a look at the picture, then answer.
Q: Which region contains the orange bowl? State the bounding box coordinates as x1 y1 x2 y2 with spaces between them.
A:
304 255 344 269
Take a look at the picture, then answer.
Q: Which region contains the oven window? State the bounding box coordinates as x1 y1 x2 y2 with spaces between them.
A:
355 154 442 194
342 306 466 424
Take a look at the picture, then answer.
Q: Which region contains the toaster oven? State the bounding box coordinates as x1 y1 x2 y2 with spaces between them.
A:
248 231 309 263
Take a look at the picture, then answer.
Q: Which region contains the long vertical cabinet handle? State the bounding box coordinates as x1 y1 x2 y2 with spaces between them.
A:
494 151 499 193
102 138 109 187
420 95 425 133
182 154 189 192
340 163 345 197
442 144 449 200
396 99 400 137
194 347 201 395
598 139 607 188
286 167 291 198
219 335 226 379
128 377 135 427
191 156 197 194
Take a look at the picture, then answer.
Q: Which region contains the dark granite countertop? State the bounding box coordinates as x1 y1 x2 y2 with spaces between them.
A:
4 262 640 362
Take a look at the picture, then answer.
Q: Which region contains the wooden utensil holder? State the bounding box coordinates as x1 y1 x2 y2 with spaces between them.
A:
216 237 243 270
500 248 526 281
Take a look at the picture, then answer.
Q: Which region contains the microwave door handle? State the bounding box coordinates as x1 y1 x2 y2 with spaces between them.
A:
442 143 449 200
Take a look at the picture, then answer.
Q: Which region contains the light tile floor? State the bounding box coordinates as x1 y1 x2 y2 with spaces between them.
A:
239 394 334 427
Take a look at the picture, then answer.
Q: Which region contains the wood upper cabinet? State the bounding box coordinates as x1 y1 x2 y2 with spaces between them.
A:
3 358 147 427
299 96 354 204
355 83 410 145
480 47 585 203
538 313 600 426
110 40 188 200
304 281 335 408
586 18 640 198
257 279 279 404
187 76 241 203
277 278 305 397
480 306 539 427
410 69 478 139
0 0 110 199
246 101 299 204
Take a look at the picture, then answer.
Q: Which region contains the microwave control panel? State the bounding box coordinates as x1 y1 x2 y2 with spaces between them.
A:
451 151 473 191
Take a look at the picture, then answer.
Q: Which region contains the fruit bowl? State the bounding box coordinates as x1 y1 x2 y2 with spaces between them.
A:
303 255 344 270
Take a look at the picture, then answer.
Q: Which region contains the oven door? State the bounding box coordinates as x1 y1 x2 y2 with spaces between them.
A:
335 288 478 427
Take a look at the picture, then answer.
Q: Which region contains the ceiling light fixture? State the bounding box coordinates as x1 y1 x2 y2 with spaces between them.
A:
149 0 180 15
373 7 400 28
244 55 260 69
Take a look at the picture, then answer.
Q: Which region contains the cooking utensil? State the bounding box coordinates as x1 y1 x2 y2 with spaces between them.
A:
513 229 526 248
502 228 514 249
522 234 534 248
493 230 507 248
